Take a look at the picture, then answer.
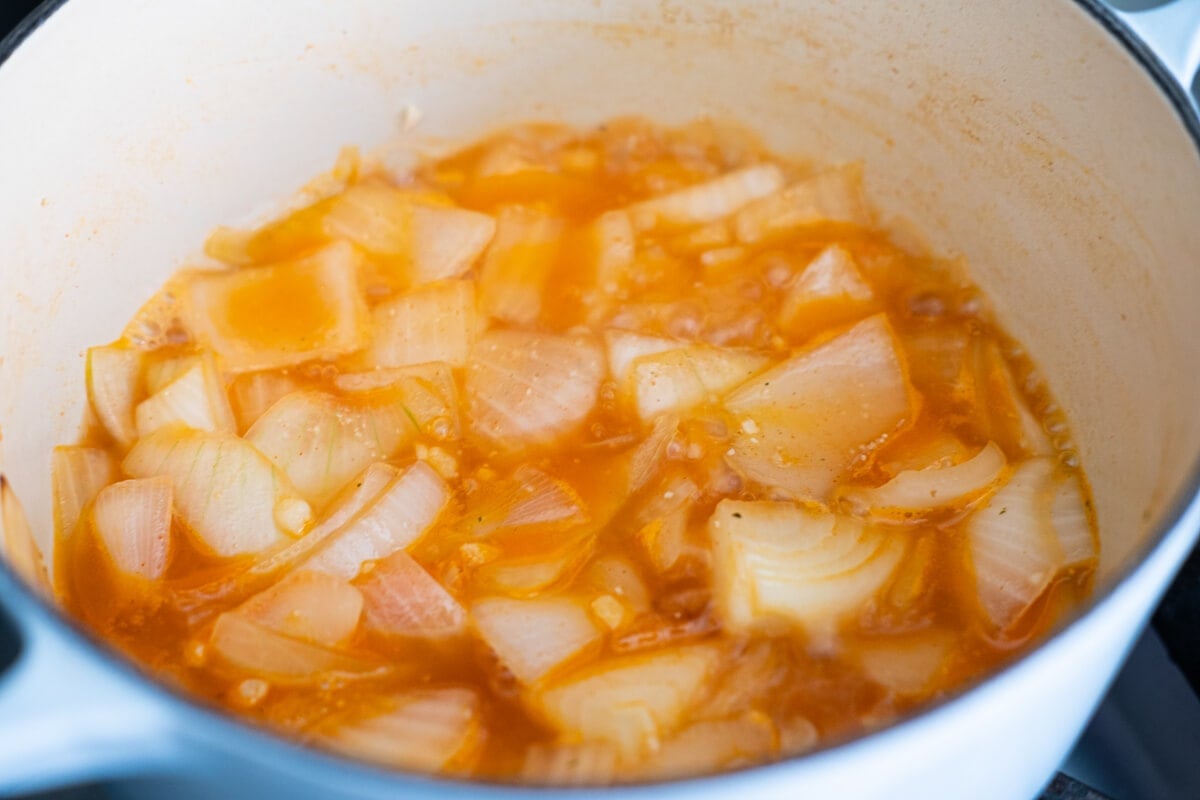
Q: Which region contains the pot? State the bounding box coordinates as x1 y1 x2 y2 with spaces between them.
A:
1 1 1199 798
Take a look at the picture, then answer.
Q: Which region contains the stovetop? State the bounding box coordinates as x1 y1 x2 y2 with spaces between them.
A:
3 1 1200 798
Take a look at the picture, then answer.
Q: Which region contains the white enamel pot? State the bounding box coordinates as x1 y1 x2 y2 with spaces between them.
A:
2 1 1200 798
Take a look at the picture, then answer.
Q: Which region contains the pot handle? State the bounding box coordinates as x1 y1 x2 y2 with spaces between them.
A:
1113 0 1200 107
0 577 181 796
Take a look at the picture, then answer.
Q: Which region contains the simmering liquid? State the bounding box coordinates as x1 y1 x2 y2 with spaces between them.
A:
53 119 1096 783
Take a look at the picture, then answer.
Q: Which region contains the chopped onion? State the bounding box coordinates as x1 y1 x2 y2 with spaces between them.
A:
856 631 954 697
335 362 460 441
51 446 116 541
627 164 785 231
965 458 1061 630
589 211 636 296
134 353 235 437
709 499 906 633
839 441 1007 521
734 164 871 243
632 473 700 572
477 207 564 325
472 595 602 684
466 330 604 450
580 556 651 615
630 345 771 421
303 461 449 579
143 353 202 395
534 644 721 761
184 241 370 372
467 465 587 538
91 477 173 580
640 715 775 779
356 550 467 638
474 532 595 596
209 612 381 683
363 279 480 368
323 182 495 285
521 741 618 786
86 344 143 449
230 371 301 433
1052 472 1097 568
246 390 414 508
626 413 681 496
322 688 480 773
603 329 679 387
123 427 310 557
724 314 915 500
777 245 876 339
238 570 363 646
974 339 1054 457
0 476 51 594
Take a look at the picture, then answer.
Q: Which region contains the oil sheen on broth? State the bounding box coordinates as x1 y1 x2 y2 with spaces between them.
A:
52 119 1097 783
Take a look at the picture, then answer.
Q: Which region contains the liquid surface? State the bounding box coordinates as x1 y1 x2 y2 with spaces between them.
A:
53 119 1097 784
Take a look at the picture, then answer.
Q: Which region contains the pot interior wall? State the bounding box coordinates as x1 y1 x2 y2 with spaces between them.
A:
2 0 1199 586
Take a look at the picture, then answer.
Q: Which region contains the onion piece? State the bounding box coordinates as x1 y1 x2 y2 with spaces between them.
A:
143 353 202 395
477 207 564 325
734 164 871 243
627 164 785 231
472 595 602 684
630 345 771 421
709 499 906 634
724 314 916 500
363 279 480 368
589 210 636 297
356 550 467 638
473 530 595 597
534 644 721 761
91 477 173 580
965 458 1061 630
838 441 1007 521
778 245 876 340
246 390 414 508
467 466 587 538
626 413 681 496
230 371 302 433
640 715 776 779
322 688 480 773
123 427 310 557
0 476 51 594
856 631 954 697
466 330 604 451
1052 472 1097 568
303 461 449 579
238 570 363 646
51 446 116 541
335 362 460 441
632 473 700 572
209 612 381 683
603 330 680 388
521 741 618 786
134 353 236 437
86 344 143 449
184 241 370 372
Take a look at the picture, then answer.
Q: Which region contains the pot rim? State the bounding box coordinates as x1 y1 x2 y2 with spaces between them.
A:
1 0 1198 793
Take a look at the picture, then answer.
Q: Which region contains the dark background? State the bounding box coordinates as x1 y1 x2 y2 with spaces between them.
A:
2 1 1200 798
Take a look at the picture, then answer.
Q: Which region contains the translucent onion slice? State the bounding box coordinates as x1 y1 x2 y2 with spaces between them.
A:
856 631 954 697
1052 472 1097 568
91 477 173 580
709 499 906 633
230 371 302 433
303 461 449 579
323 182 495 285
363 279 480 368
839 441 1007 521
965 458 1062 630
640 715 776 779
589 210 636 296
143 352 202 395
724 314 916 500
209 612 381 683
51 446 116 541
472 596 602 684
630 345 771 421
0 476 51 594
627 164 785 231
466 330 604 450
356 550 467 638
123 427 309 557
467 466 587 538
626 413 681 496
778 244 877 340
521 741 618 786
533 644 721 761
733 164 871 243
473 530 596 597
322 688 480 773
246 389 414 508
632 474 700 572
477 207 564 326
134 354 236 438
238 570 363 646
335 362 460 441
86 343 143 448
184 241 370 372
603 330 680 388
